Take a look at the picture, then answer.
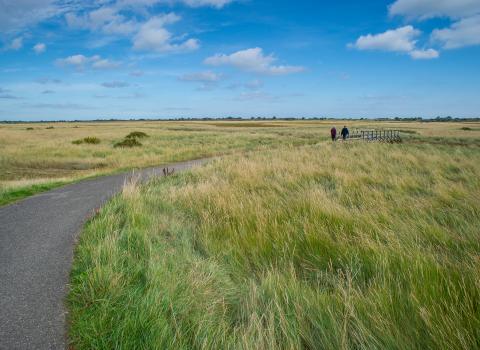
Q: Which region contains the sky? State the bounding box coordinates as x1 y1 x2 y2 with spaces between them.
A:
0 0 479 120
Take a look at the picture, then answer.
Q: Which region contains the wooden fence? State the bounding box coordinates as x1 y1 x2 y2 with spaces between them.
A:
346 129 401 142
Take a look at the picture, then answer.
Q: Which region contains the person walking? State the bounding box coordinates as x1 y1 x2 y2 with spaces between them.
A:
341 125 349 140
330 127 337 141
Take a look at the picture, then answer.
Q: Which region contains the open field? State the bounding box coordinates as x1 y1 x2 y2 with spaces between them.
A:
65 122 480 349
1 120 479 205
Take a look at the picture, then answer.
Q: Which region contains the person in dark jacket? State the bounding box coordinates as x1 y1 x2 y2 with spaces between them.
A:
341 126 349 140
330 127 337 141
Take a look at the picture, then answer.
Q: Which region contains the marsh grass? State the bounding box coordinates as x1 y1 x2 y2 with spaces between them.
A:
114 138 143 148
126 131 149 139
73 137 101 145
69 141 480 349
1 120 479 206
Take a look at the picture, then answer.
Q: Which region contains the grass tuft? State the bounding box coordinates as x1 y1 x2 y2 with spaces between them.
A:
72 137 101 145
126 131 148 139
114 138 142 148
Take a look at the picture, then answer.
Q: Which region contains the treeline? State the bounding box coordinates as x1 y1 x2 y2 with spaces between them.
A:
1 116 479 124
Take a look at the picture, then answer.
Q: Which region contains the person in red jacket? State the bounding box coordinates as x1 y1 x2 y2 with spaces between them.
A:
330 127 337 141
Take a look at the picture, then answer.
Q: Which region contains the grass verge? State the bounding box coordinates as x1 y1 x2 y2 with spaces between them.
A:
69 142 480 349
0 180 70 206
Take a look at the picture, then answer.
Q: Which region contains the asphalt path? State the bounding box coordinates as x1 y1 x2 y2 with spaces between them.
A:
0 159 208 349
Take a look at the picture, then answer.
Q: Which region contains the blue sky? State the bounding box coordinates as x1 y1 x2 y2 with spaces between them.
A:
1 0 479 120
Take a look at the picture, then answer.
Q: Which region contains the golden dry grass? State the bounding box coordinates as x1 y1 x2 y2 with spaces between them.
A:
1 120 478 205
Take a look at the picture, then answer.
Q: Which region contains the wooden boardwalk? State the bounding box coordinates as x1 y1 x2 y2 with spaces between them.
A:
346 129 401 142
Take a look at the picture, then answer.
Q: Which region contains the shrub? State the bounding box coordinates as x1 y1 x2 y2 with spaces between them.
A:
114 138 142 148
26 127 34 130
461 127 472 131
72 137 101 145
126 131 148 139
46 126 54 129
83 137 101 144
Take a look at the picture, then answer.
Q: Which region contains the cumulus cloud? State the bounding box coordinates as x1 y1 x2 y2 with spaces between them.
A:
204 47 304 75
56 54 121 69
33 43 46 54
350 26 419 52
432 15 480 49
65 7 137 36
389 0 480 51
132 14 199 53
389 0 480 20
409 48 440 59
350 26 439 59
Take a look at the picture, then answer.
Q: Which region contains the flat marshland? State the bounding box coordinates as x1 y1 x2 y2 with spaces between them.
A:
61 121 480 349
1 120 479 205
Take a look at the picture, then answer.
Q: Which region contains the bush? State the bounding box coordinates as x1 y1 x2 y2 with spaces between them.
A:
46 126 54 129
114 138 142 148
72 137 101 145
26 127 34 130
126 131 148 139
461 127 473 131
83 137 101 144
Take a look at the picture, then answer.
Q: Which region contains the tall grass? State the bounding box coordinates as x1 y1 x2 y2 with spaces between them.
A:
69 142 480 349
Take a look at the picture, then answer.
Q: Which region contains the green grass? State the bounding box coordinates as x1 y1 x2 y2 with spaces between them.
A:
68 141 480 349
0 180 69 206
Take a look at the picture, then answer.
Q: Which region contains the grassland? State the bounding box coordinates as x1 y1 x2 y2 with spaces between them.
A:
65 121 480 349
2 120 479 205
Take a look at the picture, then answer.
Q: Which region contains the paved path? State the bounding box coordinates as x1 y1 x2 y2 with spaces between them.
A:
0 159 208 350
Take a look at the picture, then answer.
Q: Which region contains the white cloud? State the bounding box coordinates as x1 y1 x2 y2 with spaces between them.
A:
389 0 480 20
92 58 121 69
9 37 23 50
350 26 420 52
179 71 222 82
409 48 440 59
388 0 480 51
181 0 234 8
65 7 137 36
33 43 46 54
56 54 121 69
132 14 199 53
0 0 66 33
118 0 235 8
204 47 304 75
350 26 439 60
431 15 480 49
57 54 91 67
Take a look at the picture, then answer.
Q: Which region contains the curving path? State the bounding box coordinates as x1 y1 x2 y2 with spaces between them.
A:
0 159 208 350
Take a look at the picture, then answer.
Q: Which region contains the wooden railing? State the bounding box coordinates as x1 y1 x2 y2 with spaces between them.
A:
347 129 401 142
